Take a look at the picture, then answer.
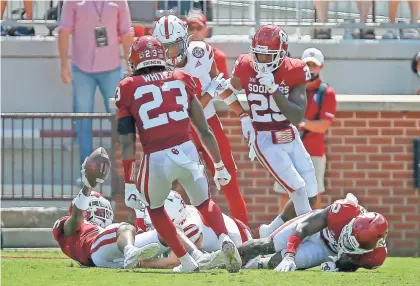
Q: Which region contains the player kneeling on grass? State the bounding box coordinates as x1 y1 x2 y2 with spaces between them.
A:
52 148 160 269
239 194 388 272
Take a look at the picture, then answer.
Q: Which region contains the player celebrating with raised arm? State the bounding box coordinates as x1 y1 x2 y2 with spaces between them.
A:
116 36 242 273
219 25 318 237
52 148 160 269
152 15 250 225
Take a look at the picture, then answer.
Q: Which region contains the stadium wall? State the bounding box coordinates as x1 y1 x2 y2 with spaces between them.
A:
113 96 420 257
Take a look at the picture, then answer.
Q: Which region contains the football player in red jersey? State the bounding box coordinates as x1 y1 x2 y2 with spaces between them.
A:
219 25 318 237
52 152 160 269
152 15 250 225
238 194 388 272
115 36 242 273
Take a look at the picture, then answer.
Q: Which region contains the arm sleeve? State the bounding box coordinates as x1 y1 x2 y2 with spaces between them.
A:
319 88 337 121
118 0 133 37
57 1 76 32
115 81 132 119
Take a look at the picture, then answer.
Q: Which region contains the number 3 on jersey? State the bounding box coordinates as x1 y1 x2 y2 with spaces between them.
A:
134 80 189 129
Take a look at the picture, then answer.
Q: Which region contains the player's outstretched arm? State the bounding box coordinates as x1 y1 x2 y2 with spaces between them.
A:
219 76 247 117
189 97 222 164
272 83 307 126
275 208 329 272
63 185 91 237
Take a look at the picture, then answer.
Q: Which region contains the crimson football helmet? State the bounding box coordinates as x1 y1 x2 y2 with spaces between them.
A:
250 25 289 73
128 36 166 72
339 212 388 255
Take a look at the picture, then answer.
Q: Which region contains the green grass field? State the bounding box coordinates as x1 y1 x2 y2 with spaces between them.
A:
1 250 419 286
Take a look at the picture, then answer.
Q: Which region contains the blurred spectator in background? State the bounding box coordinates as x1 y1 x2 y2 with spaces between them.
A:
383 0 419 39
185 10 228 77
313 0 375 39
58 0 133 175
1 0 34 36
274 48 336 209
412 51 420 94
1 0 32 20
157 0 212 20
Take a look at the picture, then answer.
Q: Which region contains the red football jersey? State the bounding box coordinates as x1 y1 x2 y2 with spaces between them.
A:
232 54 311 131
52 216 99 266
320 199 387 269
115 70 197 154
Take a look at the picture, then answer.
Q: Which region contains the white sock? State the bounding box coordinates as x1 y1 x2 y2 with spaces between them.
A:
190 249 203 261
267 215 285 234
289 187 312 215
179 253 194 265
123 244 135 255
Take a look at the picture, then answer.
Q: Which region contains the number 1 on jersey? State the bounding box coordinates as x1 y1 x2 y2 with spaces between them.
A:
134 80 189 129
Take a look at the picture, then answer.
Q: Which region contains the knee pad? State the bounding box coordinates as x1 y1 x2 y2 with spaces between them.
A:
278 165 306 191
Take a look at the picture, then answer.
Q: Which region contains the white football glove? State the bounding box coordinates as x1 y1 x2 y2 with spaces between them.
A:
213 161 232 190
240 114 256 147
320 261 339 272
205 73 227 98
124 183 148 210
81 157 94 188
256 72 279 94
274 253 297 272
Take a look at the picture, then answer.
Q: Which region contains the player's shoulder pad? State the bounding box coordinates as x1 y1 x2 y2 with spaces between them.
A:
173 69 194 82
188 41 213 60
52 216 70 240
284 57 307 70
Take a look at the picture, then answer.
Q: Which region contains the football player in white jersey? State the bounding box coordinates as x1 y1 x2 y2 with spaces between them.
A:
144 191 252 254
152 15 252 226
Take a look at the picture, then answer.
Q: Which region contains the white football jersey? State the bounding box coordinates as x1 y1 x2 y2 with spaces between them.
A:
176 41 216 119
181 206 248 252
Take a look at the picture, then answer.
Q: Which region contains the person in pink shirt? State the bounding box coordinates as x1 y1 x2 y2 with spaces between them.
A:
58 0 133 174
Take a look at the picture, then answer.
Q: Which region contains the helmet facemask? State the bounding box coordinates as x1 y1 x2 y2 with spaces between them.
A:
339 218 374 255
250 45 287 74
162 34 191 70
86 197 114 228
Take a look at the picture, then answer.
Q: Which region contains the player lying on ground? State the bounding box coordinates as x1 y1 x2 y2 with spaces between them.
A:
237 194 388 272
130 191 250 270
52 148 160 268
152 15 250 225
116 36 242 272
218 24 319 238
53 149 223 270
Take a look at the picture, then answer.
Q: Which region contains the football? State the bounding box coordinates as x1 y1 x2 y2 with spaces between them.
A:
84 147 111 187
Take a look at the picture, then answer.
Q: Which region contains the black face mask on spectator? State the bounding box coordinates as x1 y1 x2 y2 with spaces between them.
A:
411 52 420 77
309 72 319 82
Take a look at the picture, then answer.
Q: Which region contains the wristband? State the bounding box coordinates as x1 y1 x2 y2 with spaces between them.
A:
122 159 136 183
73 189 90 211
285 234 302 255
214 161 225 170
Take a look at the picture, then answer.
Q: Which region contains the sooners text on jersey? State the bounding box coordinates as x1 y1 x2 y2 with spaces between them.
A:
115 70 197 154
233 54 311 131
321 199 387 269
52 216 100 266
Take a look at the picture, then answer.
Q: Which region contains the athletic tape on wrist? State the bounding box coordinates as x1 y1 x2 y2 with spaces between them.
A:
73 190 90 211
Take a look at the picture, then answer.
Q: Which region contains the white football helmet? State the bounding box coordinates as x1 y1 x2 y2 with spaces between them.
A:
85 191 114 228
152 15 189 69
164 191 187 225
